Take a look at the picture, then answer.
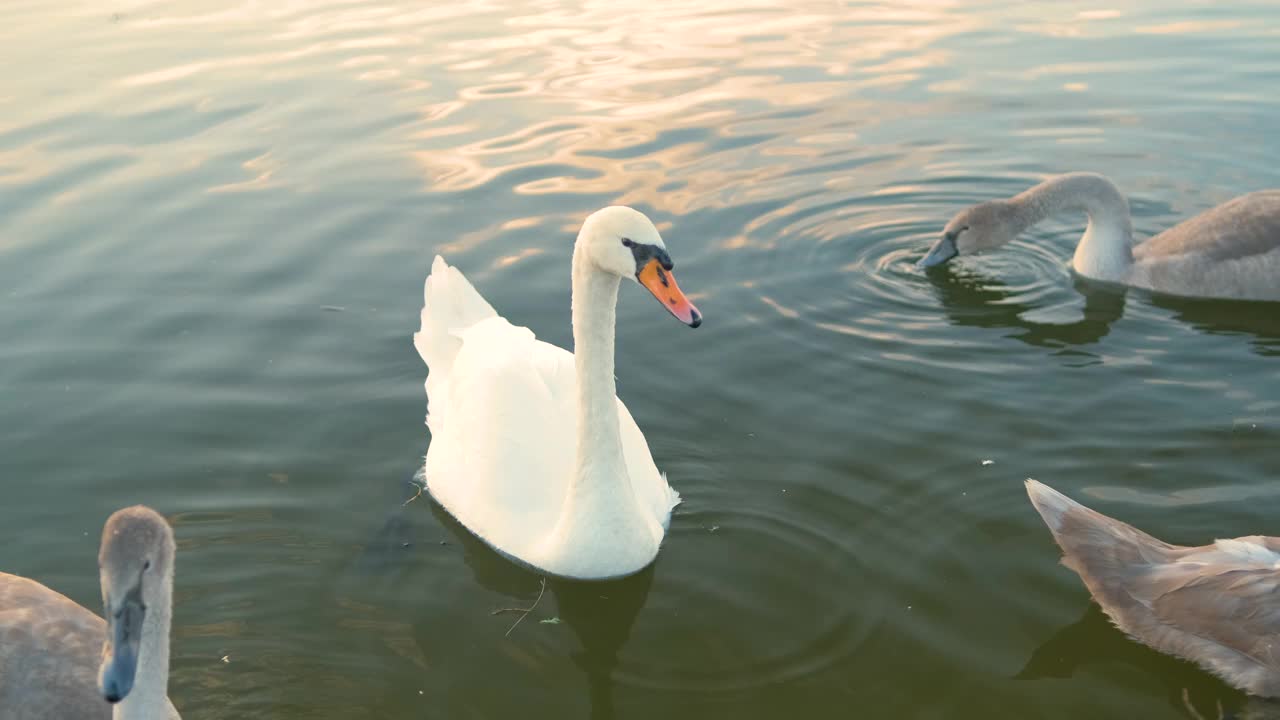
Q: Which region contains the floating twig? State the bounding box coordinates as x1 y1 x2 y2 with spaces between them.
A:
490 578 547 637
1180 688 1224 720
402 484 423 507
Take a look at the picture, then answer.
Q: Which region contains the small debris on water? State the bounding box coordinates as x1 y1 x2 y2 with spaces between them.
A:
221 655 230 663
709 525 720 533
539 617 562 625
268 472 289 484
981 460 994 466
321 305 346 312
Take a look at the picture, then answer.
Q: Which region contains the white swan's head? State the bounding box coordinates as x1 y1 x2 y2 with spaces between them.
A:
918 200 1018 268
579 206 702 328
97 506 174 704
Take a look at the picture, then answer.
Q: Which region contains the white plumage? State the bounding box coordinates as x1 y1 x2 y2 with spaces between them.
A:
414 207 699 580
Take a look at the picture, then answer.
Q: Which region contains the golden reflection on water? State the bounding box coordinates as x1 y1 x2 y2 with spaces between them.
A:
0 0 1033 216
394 0 974 209
5 1 1280 718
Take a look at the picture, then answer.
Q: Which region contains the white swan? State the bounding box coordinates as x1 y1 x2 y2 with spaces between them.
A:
1026 479 1280 697
0 506 181 720
919 172 1280 301
414 206 702 581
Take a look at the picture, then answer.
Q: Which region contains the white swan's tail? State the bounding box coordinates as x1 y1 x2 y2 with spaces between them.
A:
414 256 497 384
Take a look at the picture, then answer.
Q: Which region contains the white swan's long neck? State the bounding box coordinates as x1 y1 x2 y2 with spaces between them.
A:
541 216 667 578
114 575 172 720
570 243 628 487
1011 173 1135 282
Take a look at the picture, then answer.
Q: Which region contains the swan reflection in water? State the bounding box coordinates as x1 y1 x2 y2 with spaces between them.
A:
1019 604 1280 720
353 484 651 720
925 264 1280 358
442 498 655 720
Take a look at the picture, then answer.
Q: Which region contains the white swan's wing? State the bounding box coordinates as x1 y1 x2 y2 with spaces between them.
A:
424 316 576 554
618 399 680 529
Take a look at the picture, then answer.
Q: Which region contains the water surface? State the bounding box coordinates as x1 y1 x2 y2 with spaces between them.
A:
3 0 1280 717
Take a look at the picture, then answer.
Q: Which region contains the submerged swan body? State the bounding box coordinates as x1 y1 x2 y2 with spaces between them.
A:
921 172 1280 301
415 206 702 581
0 506 181 720
1026 479 1280 697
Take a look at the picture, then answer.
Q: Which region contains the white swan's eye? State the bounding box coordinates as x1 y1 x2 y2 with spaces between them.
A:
621 238 634 247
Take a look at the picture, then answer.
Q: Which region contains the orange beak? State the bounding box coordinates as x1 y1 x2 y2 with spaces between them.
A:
637 258 701 328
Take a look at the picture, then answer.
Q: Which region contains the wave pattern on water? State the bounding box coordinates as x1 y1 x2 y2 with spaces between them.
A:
2 0 1280 718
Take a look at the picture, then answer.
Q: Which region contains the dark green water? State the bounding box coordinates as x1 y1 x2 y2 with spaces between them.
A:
3 0 1280 717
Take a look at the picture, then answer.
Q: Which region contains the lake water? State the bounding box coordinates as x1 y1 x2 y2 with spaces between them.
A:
3 0 1280 717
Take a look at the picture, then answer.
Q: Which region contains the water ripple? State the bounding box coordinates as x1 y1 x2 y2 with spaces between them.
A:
621 504 871 694
5 0 1280 718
